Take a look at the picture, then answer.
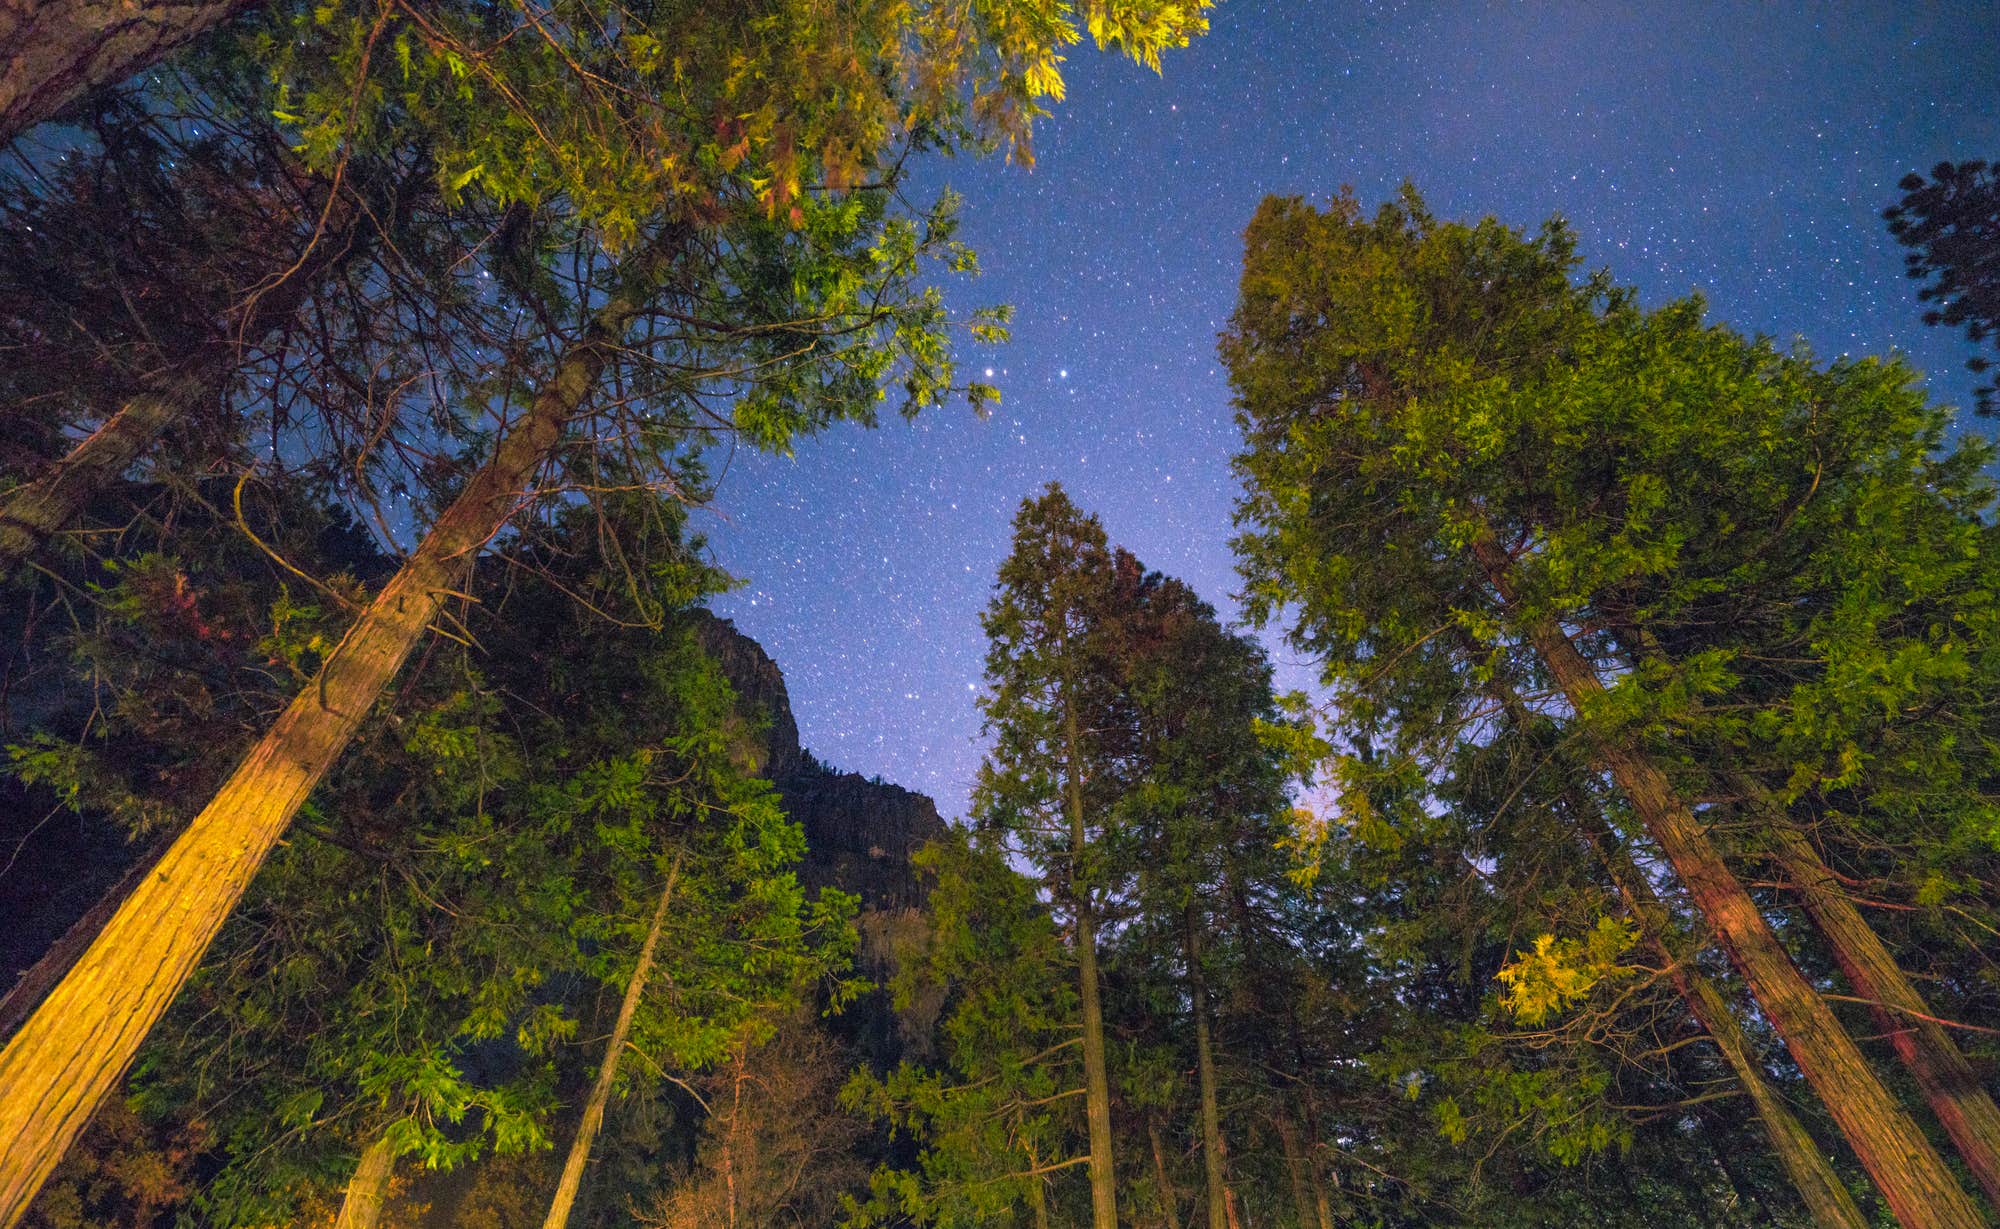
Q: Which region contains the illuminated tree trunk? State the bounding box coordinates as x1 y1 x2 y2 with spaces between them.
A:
0 291 638 1229
0 835 168 1043
333 1136 396 1229
1588 827 1869 1229
1763 817 2000 1210
0 0 255 142
1473 535 1985 1229
1063 694 1119 1229
542 855 680 1229
1148 1118 1182 1229
1184 909 1229 1229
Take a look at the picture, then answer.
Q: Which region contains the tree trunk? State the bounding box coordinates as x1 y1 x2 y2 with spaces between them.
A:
0 0 257 142
0 388 185 578
0 289 639 1229
1063 695 1119 1229
1472 534 1985 1229
1587 825 1869 1229
1763 816 2000 1211
1185 908 1229 1229
1148 1118 1182 1229
333 1135 396 1229
1293 1083 1335 1229
542 854 681 1229
0 835 169 1044
0 187 363 583
1028 1141 1054 1229
1274 1114 1319 1229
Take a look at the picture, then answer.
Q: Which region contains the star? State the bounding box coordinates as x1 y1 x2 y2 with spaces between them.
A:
705 0 1998 822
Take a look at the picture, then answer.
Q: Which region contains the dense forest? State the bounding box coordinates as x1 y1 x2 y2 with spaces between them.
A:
2 3 1999 1228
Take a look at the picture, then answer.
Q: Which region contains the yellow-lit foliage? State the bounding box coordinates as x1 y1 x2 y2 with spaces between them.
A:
1495 917 1638 1027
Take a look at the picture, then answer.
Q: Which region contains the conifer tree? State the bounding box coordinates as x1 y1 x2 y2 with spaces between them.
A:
973 485 1125 1229
844 832 1089 1229
1105 561 1299 1229
1886 159 2000 415
11 494 855 1228
1224 187 1993 1229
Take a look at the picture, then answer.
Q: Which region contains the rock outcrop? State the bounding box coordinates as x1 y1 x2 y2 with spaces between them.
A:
690 612 946 910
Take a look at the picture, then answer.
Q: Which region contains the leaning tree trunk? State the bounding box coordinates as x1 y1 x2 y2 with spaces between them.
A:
0 290 639 1229
0 188 363 583
0 0 258 142
333 1135 396 1229
0 388 186 579
1184 908 1230 1229
0 834 169 1044
541 855 681 1229
1472 535 1986 1229
1062 693 1119 1229
1760 814 2000 1211
1586 825 1870 1229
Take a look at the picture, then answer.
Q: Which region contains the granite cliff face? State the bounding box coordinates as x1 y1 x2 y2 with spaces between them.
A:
689 611 946 910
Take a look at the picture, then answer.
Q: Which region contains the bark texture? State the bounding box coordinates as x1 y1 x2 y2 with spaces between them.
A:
332 1135 396 1229
0 386 187 577
1765 819 2000 1211
1472 535 1985 1229
0 293 636 1229
0 0 256 142
1590 827 1869 1229
0 836 168 1045
1275 1114 1323 1229
541 857 680 1229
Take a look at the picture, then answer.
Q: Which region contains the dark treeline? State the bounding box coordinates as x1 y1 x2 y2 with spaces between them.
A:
3 3 2000 1228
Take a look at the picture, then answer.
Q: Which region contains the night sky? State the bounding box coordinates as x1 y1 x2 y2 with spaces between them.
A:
704 1 2000 821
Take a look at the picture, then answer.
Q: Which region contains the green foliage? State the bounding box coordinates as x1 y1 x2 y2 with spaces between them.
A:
1495 918 1639 1028
13 496 856 1226
1220 184 1985 1220
248 0 1210 247
843 834 1083 1229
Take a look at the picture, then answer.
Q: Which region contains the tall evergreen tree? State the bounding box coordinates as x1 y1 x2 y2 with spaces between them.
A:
1224 187 1994 1229
1105 559 1298 1229
974 484 1126 1229
13 493 856 1228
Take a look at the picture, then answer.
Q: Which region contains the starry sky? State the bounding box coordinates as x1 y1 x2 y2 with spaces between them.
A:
703 1 2000 821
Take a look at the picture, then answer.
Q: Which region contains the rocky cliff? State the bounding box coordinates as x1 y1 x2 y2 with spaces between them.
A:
689 611 946 910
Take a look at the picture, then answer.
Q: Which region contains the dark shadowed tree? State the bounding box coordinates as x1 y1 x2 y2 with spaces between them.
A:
1885 159 2000 415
